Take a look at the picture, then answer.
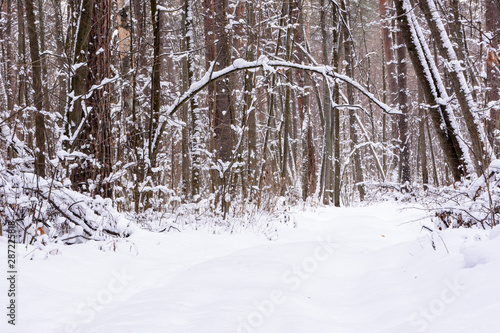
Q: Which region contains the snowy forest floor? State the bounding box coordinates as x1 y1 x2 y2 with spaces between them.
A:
1 202 500 333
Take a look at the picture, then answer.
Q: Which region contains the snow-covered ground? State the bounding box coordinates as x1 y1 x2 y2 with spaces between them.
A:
1 202 500 333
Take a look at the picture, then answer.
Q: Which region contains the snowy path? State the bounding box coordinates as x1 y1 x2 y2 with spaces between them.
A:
1 202 500 333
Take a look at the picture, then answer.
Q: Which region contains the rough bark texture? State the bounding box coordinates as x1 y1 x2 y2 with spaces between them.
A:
85 0 112 197
149 0 161 166
320 0 332 204
245 0 257 199
419 0 492 172
213 0 234 163
486 0 500 154
25 0 45 177
181 0 191 199
51 0 66 118
342 0 365 201
396 29 410 184
332 4 341 207
394 0 465 181
67 0 94 140
379 0 398 106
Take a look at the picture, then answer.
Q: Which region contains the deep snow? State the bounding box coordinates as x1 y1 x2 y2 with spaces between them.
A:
1 202 500 333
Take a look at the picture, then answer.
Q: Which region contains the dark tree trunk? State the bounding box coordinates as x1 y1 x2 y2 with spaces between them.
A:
85 0 112 197
25 0 45 177
342 0 365 201
486 0 500 154
394 0 466 181
396 29 410 184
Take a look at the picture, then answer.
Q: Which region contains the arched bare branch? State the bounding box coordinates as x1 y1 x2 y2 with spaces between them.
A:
151 56 400 160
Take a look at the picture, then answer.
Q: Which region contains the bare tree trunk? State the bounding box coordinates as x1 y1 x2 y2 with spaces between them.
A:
131 0 146 212
148 0 161 167
379 0 398 106
117 0 132 133
332 4 341 207
202 0 216 194
213 0 234 214
25 0 45 177
396 29 410 184
394 0 467 181
182 0 202 201
418 83 429 188
66 0 94 143
37 0 49 112
419 0 494 172
486 0 500 155
3 0 14 112
17 0 28 146
293 0 316 200
426 113 440 186
320 0 332 204
181 0 191 199
342 0 365 201
280 0 295 196
245 0 257 200
86 0 112 197
51 0 67 118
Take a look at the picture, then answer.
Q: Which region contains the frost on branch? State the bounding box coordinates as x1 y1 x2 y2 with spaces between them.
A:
0 170 135 245
433 160 500 229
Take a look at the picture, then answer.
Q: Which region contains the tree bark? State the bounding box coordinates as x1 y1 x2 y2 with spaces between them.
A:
86 0 112 197
25 0 45 177
396 29 410 184
245 0 257 200
419 0 493 172
320 0 332 204
394 0 467 181
342 0 364 201
51 0 67 118
486 0 500 154
66 0 94 142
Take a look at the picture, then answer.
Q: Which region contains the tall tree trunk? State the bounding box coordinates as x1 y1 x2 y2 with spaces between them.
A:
320 0 333 204
245 0 257 200
378 0 398 106
131 0 146 212
66 0 94 143
332 4 341 207
37 0 49 112
486 0 500 155
51 0 67 118
183 0 202 201
394 0 467 181
86 0 112 197
25 0 45 177
419 0 494 172
213 0 234 214
281 1 294 196
419 113 429 188
117 0 132 139
342 0 365 201
148 0 161 168
181 0 191 199
294 0 316 200
17 0 27 146
3 0 14 112
396 29 410 184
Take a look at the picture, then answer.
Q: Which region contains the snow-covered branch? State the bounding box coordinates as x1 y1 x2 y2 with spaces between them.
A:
152 56 400 156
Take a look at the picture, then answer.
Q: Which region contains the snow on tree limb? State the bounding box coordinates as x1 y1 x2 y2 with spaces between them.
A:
152 56 400 157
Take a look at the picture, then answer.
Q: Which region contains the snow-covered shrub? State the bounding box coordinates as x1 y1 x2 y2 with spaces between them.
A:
363 181 419 204
432 160 500 229
0 170 135 245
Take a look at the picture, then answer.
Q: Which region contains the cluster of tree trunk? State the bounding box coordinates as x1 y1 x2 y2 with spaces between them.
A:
0 0 498 214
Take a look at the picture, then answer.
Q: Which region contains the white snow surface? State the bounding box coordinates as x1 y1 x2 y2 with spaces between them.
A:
1 202 500 333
